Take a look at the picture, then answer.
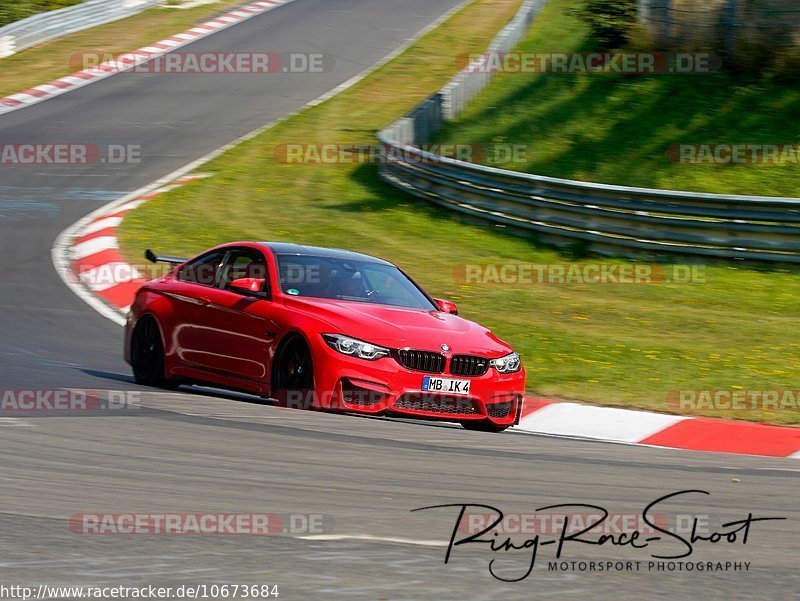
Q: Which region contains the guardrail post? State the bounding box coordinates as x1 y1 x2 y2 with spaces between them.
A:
0 35 15 59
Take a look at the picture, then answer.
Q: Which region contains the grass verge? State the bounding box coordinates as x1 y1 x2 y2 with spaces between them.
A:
433 0 800 197
0 0 244 98
119 0 800 425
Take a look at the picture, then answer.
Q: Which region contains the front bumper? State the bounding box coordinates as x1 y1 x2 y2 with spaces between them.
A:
309 342 526 425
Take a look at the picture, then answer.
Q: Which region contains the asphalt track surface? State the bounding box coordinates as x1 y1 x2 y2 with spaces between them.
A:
0 1 797 599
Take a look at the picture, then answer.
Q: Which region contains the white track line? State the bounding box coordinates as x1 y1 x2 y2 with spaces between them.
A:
296 534 448 547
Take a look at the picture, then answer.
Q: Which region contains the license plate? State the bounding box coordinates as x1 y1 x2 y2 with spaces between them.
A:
422 376 470 395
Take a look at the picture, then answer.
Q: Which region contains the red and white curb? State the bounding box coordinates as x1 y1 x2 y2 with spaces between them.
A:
0 0 294 116
44 0 800 460
54 185 800 462
53 175 203 326
56 188 800 461
517 398 800 459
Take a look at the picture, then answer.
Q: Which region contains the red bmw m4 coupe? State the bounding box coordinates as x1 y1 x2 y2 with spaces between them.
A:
125 242 525 431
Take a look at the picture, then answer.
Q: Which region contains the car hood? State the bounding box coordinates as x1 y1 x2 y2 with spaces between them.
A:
283 296 513 356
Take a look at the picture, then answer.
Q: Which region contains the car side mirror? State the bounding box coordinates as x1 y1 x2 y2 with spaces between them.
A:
433 298 458 315
229 278 268 298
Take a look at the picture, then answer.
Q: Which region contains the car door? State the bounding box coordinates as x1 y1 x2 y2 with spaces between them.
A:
184 247 276 389
169 249 227 368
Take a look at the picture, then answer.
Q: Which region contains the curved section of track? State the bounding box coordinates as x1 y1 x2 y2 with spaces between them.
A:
0 1 797 598
0 0 467 389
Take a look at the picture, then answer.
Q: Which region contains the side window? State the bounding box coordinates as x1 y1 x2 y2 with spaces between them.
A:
178 251 225 287
218 249 269 291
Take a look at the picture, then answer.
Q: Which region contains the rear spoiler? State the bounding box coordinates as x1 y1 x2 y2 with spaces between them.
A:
145 249 188 265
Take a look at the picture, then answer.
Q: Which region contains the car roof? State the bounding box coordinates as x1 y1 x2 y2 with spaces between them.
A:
258 242 393 266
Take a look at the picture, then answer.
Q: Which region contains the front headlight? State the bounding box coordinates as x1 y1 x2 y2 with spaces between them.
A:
490 352 521 373
323 334 390 361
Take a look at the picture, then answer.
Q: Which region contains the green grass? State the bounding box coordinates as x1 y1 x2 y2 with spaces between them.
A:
433 0 800 196
119 0 800 426
0 0 244 98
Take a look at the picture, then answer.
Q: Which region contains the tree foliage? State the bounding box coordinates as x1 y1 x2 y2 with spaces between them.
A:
572 0 638 49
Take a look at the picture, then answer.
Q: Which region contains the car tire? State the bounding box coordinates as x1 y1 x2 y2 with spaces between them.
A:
461 420 510 433
131 315 179 389
273 335 315 407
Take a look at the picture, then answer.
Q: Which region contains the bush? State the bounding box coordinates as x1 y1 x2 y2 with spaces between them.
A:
571 0 638 49
635 0 800 79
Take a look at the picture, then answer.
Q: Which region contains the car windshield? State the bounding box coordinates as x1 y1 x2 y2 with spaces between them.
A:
277 254 437 310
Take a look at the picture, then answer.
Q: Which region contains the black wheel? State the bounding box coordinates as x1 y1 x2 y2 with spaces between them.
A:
131 316 178 389
273 336 314 407
461 420 510 433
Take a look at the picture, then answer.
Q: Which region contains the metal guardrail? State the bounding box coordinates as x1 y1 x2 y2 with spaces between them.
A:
378 0 800 263
0 0 160 59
